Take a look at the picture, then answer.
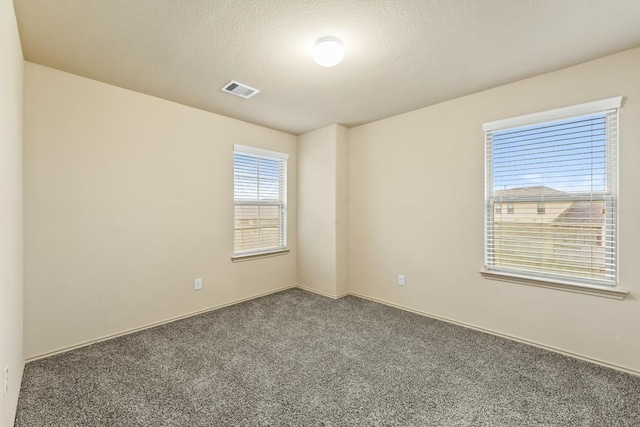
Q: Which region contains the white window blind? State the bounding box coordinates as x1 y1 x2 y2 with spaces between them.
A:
484 97 621 287
233 145 288 256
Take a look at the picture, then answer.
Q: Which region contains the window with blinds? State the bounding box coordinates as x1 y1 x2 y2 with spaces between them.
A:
484 97 621 287
233 145 288 256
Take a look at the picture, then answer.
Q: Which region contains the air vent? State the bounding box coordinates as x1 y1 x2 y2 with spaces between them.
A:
221 80 260 99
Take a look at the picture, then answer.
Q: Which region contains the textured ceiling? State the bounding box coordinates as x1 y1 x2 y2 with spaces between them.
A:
13 0 640 135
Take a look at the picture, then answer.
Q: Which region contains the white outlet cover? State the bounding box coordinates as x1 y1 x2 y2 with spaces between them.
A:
195 278 203 290
4 365 8 396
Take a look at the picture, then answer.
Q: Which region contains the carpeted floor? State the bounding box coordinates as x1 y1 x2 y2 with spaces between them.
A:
15 288 640 426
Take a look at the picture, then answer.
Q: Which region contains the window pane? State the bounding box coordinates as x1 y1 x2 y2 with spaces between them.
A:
259 178 280 201
492 201 608 281
233 205 283 253
234 153 258 200
492 115 607 194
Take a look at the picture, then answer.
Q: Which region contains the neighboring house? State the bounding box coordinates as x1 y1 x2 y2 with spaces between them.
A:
550 201 607 278
491 186 606 279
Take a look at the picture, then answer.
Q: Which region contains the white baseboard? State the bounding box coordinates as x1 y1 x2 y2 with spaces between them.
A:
295 284 349 300
25 284 297 363
347 290 640 378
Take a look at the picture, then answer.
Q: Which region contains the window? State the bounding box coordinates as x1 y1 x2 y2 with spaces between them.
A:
484 97 621 287
233 145 288 256
495 203 502 214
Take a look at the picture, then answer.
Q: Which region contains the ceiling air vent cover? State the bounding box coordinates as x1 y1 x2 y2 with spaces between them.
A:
221 80 260 99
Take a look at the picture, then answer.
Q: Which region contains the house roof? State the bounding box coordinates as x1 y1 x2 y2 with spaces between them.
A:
12 0 640 134
495 186 567 198
552 201 605 226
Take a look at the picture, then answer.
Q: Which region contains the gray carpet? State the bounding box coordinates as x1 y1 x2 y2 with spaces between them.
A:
15 289 640 426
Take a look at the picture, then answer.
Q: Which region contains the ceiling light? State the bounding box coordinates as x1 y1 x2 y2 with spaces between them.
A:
313 36 345 67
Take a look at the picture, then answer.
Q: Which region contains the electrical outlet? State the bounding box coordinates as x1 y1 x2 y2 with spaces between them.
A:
398 274 405 286
194 278 203 290
4 365 8 396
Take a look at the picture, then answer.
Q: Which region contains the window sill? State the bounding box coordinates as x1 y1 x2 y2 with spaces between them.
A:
480 270 628 300
231 249 289 263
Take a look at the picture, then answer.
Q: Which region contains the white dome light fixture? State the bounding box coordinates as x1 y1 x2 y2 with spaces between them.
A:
313 36 345 67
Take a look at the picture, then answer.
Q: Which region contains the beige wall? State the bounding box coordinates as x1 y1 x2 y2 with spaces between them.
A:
297 124 349 297
0 0 24 424
349 47 640 373
23 62 298 359
298 126 337 295
335 125 349 296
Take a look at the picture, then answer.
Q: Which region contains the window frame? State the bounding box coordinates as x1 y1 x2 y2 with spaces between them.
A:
232 144 289 259
482 97 622 291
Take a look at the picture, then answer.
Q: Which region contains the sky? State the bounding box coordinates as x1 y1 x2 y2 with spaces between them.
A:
491 112 609 195
234 153 284 202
